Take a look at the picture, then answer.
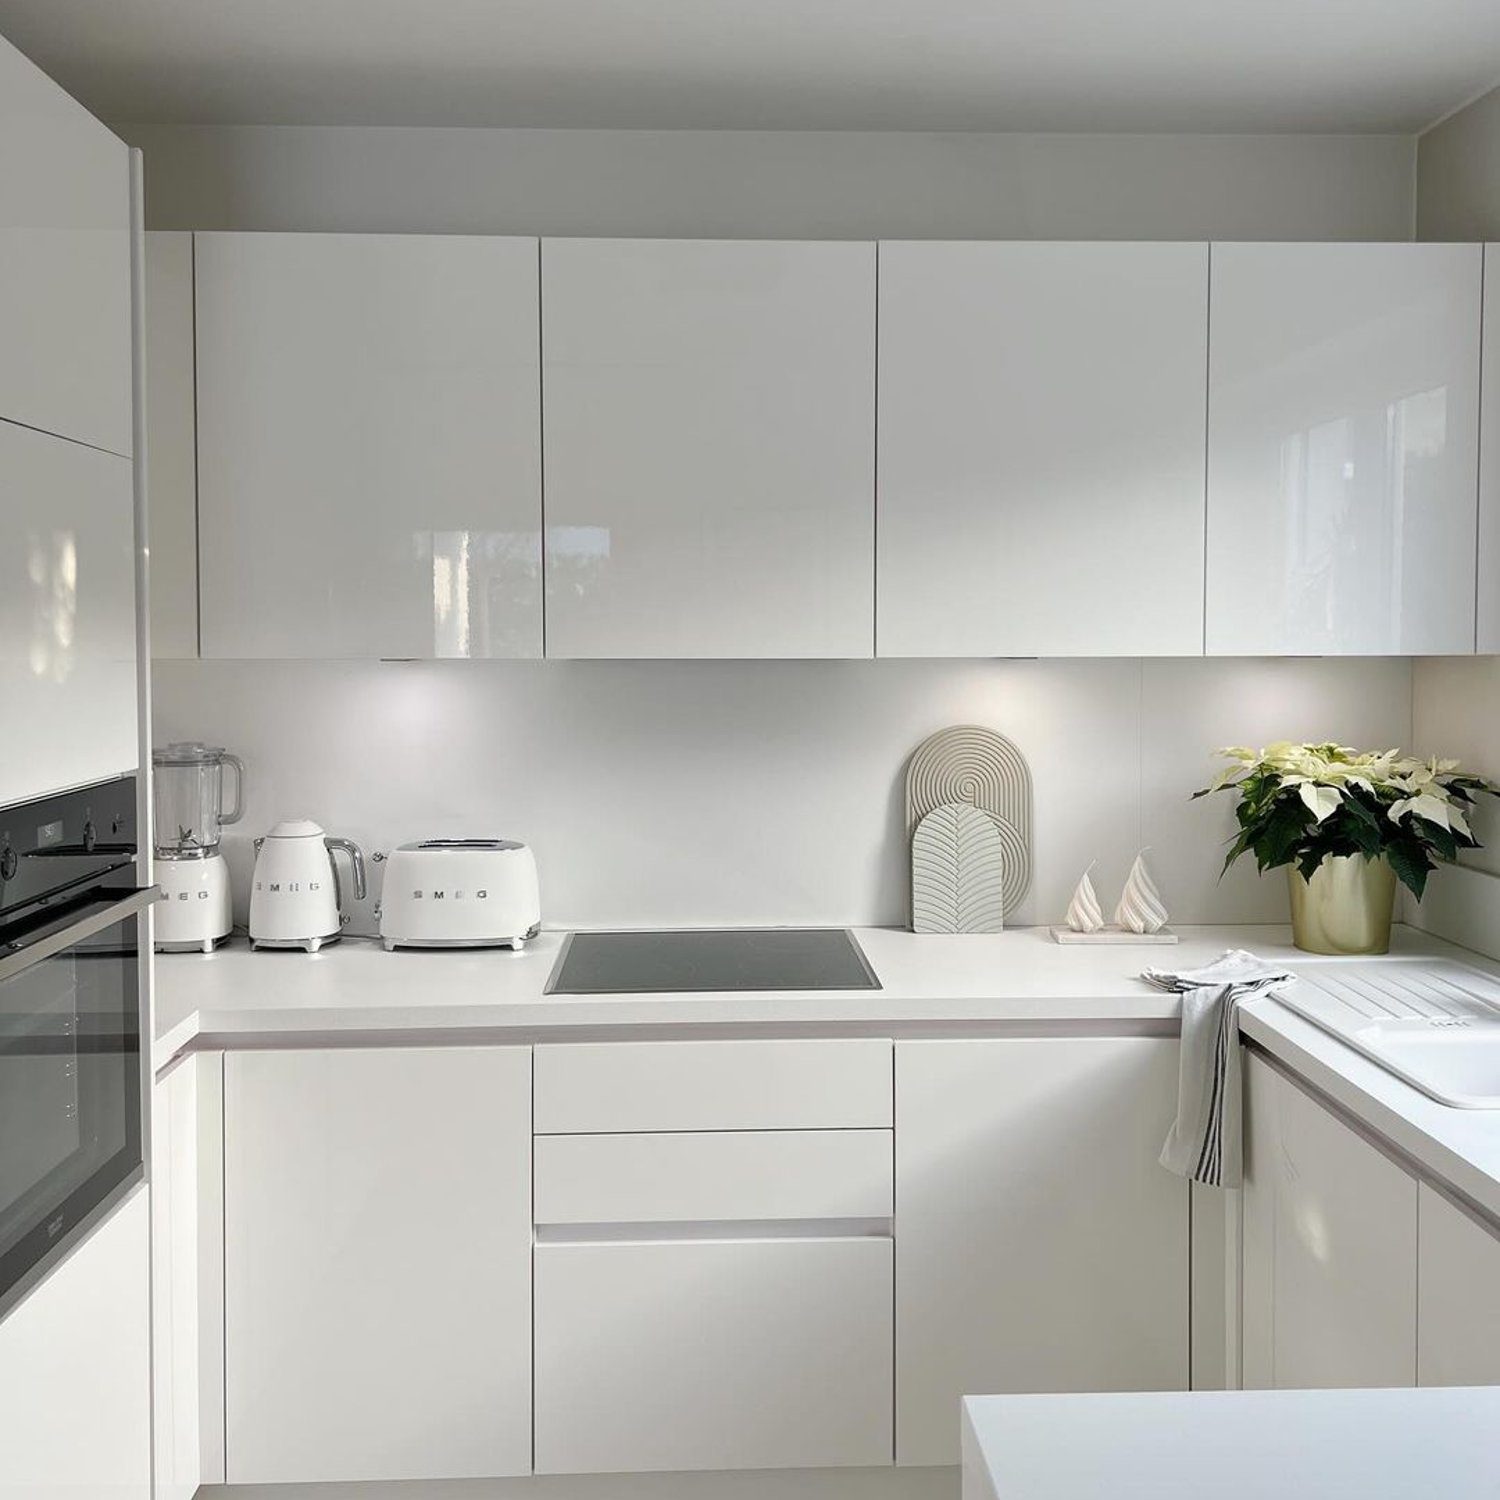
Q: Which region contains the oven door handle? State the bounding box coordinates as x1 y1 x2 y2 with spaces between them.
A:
0 887 161 985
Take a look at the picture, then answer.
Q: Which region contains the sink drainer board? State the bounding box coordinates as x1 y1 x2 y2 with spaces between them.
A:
1277 961 1500 1109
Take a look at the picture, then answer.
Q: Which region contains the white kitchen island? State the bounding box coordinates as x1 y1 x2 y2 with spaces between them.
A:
962 1387 1500 1500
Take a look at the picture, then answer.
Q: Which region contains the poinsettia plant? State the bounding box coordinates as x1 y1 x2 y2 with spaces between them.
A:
1194 742 1498 899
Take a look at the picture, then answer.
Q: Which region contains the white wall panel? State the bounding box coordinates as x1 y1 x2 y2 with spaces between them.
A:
154 655 1412 930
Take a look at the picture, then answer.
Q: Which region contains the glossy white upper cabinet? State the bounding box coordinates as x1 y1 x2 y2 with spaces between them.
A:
1478 245 1500 654
195 233 542 659
1207 243 1482 656
145 232 199 660
541 239 876 658
0 422 136 807
878 242 1209 657
0 33 131 457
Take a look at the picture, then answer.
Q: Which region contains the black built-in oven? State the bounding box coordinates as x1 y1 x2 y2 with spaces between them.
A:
0 776 155 1320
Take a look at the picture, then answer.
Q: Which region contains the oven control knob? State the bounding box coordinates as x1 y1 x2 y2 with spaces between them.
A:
0 846 14 881
82 820 97 852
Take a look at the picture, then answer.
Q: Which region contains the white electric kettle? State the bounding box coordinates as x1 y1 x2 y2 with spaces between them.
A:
249 819 367 952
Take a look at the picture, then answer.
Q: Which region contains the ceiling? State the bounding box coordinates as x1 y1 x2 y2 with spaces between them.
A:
1 0 1498 135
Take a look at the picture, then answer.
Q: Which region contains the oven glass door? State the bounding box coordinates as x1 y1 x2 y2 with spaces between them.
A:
0 900 142 1311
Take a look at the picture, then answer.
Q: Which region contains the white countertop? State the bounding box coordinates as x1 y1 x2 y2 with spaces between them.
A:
153 918 1456 1060
961 1387 1500 1500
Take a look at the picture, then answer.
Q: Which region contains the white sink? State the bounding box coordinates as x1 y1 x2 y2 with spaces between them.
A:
1274 962 1500 1109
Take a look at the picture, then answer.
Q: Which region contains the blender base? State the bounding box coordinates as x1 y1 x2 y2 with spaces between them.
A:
155 854 234 953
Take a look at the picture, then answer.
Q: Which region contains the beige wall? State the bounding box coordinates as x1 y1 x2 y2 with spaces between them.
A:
124 124 1417 240
1418 83 1500 240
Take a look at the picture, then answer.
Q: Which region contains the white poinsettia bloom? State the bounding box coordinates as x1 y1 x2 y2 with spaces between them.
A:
1388 793 1449 828
1299 783 1342 822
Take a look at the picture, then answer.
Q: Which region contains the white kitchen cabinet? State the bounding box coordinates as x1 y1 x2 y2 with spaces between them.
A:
1477 245 1500 654
535 1129 893 1225
877 242 1209 657
535 1236 893 1474
1206 242 1482 656
534 1037 892 1133
533 1036 894 1474
1417 1183 1500 1387
144 232 199 660
895 1038 1189 1467
223 1047 532 1484
195 232 542 659
541 238 876 658
0 421 137 807
0 33 131 457
0 1188 152 1498
1240 1053 1417 1389
152 1053 225 1498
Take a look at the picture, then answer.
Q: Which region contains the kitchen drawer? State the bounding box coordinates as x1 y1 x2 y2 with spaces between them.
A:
535 1236 893 1472
534 1039 893 1133
535 1129 893 1225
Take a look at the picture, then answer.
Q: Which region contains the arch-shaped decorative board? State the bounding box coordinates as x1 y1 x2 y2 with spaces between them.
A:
904 724 1033 918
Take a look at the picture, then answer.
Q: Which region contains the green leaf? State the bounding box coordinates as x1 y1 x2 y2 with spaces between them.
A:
1386 841 1432 901
1421 819 1459 863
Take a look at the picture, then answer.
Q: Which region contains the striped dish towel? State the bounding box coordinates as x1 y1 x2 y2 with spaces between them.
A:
1144 950 1294 1189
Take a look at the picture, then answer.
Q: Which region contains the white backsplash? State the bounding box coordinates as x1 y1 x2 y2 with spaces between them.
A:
152 656 1413 934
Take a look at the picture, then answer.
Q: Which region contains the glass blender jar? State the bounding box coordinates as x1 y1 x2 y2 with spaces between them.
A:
152 742 244 951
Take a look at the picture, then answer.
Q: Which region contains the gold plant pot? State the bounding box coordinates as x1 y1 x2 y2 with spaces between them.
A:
1287 855 1397 956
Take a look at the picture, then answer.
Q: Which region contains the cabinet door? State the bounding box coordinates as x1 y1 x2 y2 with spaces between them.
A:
1417 1183 1500 1386
1477 245 1500 653
535 1236 892 1473
1240 1054 1417 1388
542 238 876 658
196 233 542 659
0 33 131 456
878 242 1208 657
895 1038 1188 1467
0 422 137 807
223 1047 531 1484
0 1189 152 1498
1206 243 1481 655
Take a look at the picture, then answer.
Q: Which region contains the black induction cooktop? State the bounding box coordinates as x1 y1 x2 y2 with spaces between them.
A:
545 928 881 995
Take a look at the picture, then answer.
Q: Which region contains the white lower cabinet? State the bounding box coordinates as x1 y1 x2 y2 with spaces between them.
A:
533 1038 894 1474
535 1236 894 1474
222 1047 532 1484
1241 1053 1418 1389
895 1038 1189 1467
1417 1183 1500 1387
0 1189 152 1499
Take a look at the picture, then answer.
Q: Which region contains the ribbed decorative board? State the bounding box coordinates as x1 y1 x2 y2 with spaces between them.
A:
911 803 1006 934
905 725 1032 915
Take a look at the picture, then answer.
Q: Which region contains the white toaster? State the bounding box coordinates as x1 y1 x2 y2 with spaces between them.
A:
378 839 541 951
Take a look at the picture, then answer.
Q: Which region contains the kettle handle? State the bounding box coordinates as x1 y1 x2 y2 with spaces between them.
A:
325 838 367 922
